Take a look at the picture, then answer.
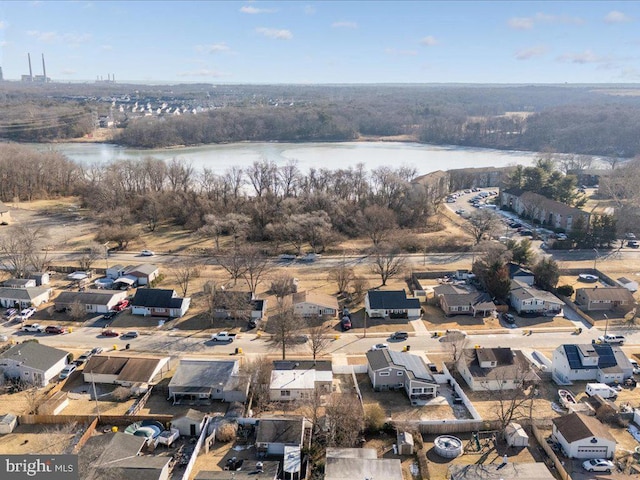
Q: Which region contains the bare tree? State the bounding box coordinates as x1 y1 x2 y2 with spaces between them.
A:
370 246 406 286
270 274 297 304
350 275 369 304
0 225 51 277
240 246 271 295
68 300 86 321
306 319 333 363
328 263 355 294
214 248 246 286
357 205 397 247
462 209 502 245
78 243 103 270
441 330 468 367
324 393 364 447
171 259 201 297
243 356 273 414
268 304 301 360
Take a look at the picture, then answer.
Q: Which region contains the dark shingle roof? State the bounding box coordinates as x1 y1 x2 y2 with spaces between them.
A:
168 359 238 393
553 412 615 443
84 355 167 383
132 289 177 308
461 348 539 383
508 263 534 279
367 290 420 310
256 417 305 445
0 342 68 372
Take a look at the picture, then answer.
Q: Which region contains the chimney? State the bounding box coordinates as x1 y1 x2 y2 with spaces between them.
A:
41 54 46 81
28 53 33 80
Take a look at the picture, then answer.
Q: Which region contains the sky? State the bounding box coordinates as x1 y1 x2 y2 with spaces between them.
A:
0 1 639 84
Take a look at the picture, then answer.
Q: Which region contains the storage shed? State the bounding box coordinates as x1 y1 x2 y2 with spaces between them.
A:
0 413 17 434
505 422 529 447
397 431 414 455
170 409 207 437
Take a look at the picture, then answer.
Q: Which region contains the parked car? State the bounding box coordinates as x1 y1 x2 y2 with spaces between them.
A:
340 316 352 331
598 334 625 345
21 323 43 333
45 325 67 335
4 308 18 320
75 352 92 366
113 300 129 311
140 249 155 256
629 358 640 375
59 364 77 380
390 331 409 341
19 307 37 321
121 331 139 339
501 313 516 325
582 459 614 473
628 240 640 248
292 335 309 344
625 232 637 240
102 311 118 320
370 343 389 351
101 329 119 337
90 347 104 355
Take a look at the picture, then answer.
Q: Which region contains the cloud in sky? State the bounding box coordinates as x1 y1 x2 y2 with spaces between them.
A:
508 12 584 30
240 5 274 14
420 36 438 46
332 21 358 29
515 45 548 60
256 27 292 40
604 10 633 24
557 50 609 64
384 48 417 56
177 68 225 77
195 43 230 54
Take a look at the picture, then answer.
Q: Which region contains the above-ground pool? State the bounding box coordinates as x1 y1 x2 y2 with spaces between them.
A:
124 420 164 439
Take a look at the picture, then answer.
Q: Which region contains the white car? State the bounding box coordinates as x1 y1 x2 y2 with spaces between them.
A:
59 364 77 380
21 323 43 333
582 458 614 473
629 358 640 375
370 343 389 351
140 249 155 256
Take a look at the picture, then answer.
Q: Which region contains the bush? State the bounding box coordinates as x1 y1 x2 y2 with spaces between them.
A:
111 386 131 401
364 404 387 432
556 285 574 297
215 420 238 442
67 353 74 363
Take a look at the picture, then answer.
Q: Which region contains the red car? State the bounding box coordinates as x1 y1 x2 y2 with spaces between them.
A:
113 300 130 311
45 325 67 335
102 329 119 337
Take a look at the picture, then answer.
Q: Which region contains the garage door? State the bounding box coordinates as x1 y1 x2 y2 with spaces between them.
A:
576 446 609 458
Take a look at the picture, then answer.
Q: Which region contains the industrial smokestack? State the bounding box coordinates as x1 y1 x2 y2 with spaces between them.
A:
28 53 33 80
41 54 46 80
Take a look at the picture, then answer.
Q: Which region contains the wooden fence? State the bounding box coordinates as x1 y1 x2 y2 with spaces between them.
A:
19 414 174 425
531 424 572 480
72 417 99 454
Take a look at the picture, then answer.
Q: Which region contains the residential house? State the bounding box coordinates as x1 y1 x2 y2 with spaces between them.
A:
500 188 590 232
449 463 556 480
170 409 207 437
54 290 127 314
433 284 496 317
167 359 248 404
79 432 171 480
575 287 636 312
325 448 403 480
106 264 127 280
0 342 69 387
552 412 616 459
212 291 267 322
113 263 160 287
28 272 50 286
366 349 438 406
194 462 280 480
617 277 638 293
508 263 535 286
457 347 539 391
0 202 10 223
269 360 333 402
567 168 612 187
3 278 36 289
131 288 190 317
83 355 171 387
365 290 421 319
285 291 339 318
509 280 564 315
0 287 51 308
552 343 633 384
255 416 311 456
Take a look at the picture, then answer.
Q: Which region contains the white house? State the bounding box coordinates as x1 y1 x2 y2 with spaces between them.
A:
269 360 333 402
285 291 339 318
0 342 69 387
508 263 535 286
0 287 52 309
552 412 616 459
552 343 633 384
457 347 539 391
54 290 127 314
365 289 421 319
170 409 207 437
509 281 564 315
131 289 190 317
124 264 159 286
3 278 36 289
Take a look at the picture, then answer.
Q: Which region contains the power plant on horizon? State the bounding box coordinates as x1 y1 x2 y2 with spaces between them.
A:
21 53 50 83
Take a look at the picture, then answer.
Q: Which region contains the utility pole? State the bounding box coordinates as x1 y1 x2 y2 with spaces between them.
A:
91 371 101 420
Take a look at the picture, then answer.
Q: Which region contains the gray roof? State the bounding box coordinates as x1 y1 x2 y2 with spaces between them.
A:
0 413 17 424
55 289 122 306
256 417 305 445
325 448 377 459
0 342 68 372
325 457 403 480
461 348 539 383
510 282 563 304
366 349 436 384
449 463 556 480
553 412 615 443
126 264 159 276
174 408 207 423
366 289 420 310
273 360 332 371
169 359 238 394
508 263 534 278
0 287 50 301
3 278 34 287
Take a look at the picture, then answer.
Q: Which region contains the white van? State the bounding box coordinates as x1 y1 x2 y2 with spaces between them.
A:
585 383 618 399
